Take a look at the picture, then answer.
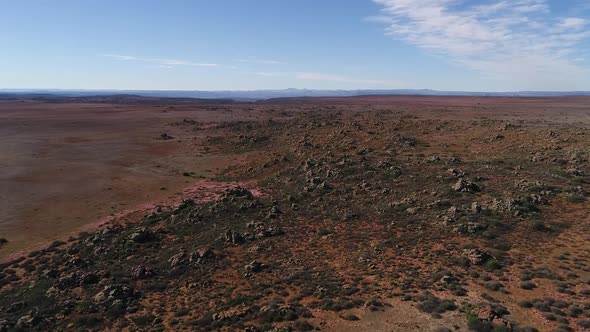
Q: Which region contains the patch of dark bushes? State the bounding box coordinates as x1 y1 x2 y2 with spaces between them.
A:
341 313 359 321
484 280 503 291
293 319 314 331
520 281 537 290
415 292 457 315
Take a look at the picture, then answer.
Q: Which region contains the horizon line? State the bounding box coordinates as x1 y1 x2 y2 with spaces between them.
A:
2 88 590 93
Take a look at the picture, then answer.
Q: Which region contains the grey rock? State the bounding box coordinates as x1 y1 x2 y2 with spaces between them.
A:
245 260 263 273
453 179 481 193
131 265 155 280
128 227 155 243
16 308 40 329
464 248 492 265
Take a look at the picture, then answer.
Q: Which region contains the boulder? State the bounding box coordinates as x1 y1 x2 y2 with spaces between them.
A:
94 284 134 304
159 133 174 140
128 227 155 243
453 179 481 193
131 265 155 280
168 252 186 268
448 168 465 177
225 230 244 244
471 202 482 213
15 308 40 329
0 319 12 332
463 248 492 266
245 260 263 273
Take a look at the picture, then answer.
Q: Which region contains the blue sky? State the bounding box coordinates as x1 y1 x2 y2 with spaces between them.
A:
1 0 589 91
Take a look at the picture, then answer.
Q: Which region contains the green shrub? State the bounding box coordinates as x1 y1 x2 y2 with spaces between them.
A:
529 220 548 232
294 319 314 331
416 292 457 314
131 314 156 328
341 313 360 321
76 315 103 328
567 195 586 203
518 301 533 308
466 313 510 332
485 260 503 271
484 281 503 291
174 308 190 317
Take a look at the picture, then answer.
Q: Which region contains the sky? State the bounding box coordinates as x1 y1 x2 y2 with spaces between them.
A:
1 0 589 91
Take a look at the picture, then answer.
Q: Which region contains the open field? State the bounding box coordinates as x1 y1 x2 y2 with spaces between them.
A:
0 100 263 258
1 96 590 331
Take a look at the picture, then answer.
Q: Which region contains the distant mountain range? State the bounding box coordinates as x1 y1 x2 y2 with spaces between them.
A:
1 88 589 101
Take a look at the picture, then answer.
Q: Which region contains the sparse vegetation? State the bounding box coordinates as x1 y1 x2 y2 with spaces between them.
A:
520 281 537 290
484 280 503 292
2 97 590 331
567 195 586 204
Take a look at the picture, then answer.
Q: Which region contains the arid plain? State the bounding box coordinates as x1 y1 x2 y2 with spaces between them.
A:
1 96 590 331
0 99 264 258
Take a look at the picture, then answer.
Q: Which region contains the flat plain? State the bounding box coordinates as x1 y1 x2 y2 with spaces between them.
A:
1 96 590 332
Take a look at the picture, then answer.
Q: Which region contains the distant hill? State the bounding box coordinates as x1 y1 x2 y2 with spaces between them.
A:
1 88 590 101
0 93 234 104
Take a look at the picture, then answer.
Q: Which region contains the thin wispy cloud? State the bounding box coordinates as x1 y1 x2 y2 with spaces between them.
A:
103 54 222 68
255 72 290 77
557 17 588 31
369 0 590 89
239 58 287 65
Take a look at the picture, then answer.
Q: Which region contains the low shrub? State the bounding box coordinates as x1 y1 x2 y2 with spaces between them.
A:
518 301 533 308
484 280 503 291
416 292 457 314
293 319 314 331
520 281 537 290
341 313 359 321
567 195 586 204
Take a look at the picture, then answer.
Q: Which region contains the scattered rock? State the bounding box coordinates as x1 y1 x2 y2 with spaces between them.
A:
0 319 12 332
448 168 465 177
93 284 135 305
392 134 417 147
453 179 481 193
173 199 195 214
131 265 155 280
66 256 89 268
426 155 441 163
472 304 513 330
245 260 263 273
440 275 456 285
224 230 245 244
15 308 40 329
567 167 584 176
471 202 482 213
463 248 492 265
168 252 187 268
128 227 156 243
56 272 81 289
158 133 174 140
192 247 215 263
220 187 254 202
213 306 250 321
486 134 505 142
7 301 26 313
